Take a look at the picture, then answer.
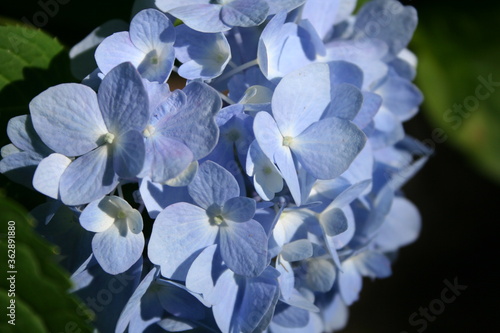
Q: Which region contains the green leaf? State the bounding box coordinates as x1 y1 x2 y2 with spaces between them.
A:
0 23 75 208
0 197 92 333
412 4 500 182
0 23 74 148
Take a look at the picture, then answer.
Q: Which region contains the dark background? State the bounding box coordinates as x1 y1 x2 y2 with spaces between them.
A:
1 1 499 332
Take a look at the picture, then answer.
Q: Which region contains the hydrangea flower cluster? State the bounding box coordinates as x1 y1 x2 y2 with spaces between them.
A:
0 0 429 332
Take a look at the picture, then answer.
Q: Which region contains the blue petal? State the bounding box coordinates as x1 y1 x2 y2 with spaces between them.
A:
147 136 193 183
300 0 338 39
130 9 176 82
33 153 71 200
130 9 175 53
237 267 281 332
98 62 150 135
185 244 218 301
292 117 366 179
113 130 145 178
355 251 392 279
115 268 158 333
280 239 313 262
7 115 51 154
338 259 362 305
271 63 331 137
354 0 418 58
327 61 364 88
159 82 221 160
375 197 421 251
322 83 363 121
267 0 305 15
0 151 42 189
303 258 336 292
95 32 144 75
222 197 256 222
92 221 145 274
188 161 239 209
221 0 269 27
211 269 238 333
59 145 119 206
148 202 218 280
219 219 268 277
30 83 107 156
175 24 231 80
353 92 382 129
169 4 230 33
272 303 309 329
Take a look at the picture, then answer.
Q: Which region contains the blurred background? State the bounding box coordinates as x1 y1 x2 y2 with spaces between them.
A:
0 0 499 332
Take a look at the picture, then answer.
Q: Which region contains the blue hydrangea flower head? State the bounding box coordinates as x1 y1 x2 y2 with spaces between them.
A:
95 9 175 83
29 62 149 205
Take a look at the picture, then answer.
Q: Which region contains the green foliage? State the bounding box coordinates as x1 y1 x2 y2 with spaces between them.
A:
0 24 74 147
0 197 92 333
412 4 500 182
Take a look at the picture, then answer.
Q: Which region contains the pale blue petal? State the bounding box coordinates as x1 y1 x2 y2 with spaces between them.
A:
185 244 218 300
375 197 421 251
320 207 348 237
139 178 192 218
355 251 392 279
95 32 144 74
320 294 348 332
219 219 268 277
157 318 197 332
272 63 331 137
272 303 309 329
155 0 207 12
188 161 239 209
322 83 363 121
156 280 207 320
338 259 362 305
354 0 418 58
130 9 175 53
280 239 313 262
331 179 372 208
327 60 363 88
211 269 238 333
0 151 43 188
238 267 280 332
375 72 423 121
353 92 382 129
252 112 284 162
304 258 336 292
30 83 107 156
267 0 305 15
164 161 198 187
148 136 193 183
113 130 145 178
222 197 256 222
80 196 119 233
274 147 302 206
370 107 405 148
59 145 119 206
169 5 230 33
115 268 157 333
221 0 269 27
276 259 294 301
33 153 71 200
148 202 218 279
300 0 338 39
92 221 145 275
7 115 51 154
130 9 176 82
159 82 220 159
292 117 366 179
175 25 231 80
98 62 149 134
